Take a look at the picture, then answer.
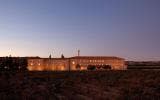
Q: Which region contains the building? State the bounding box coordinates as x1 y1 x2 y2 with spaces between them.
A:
27 56 126 71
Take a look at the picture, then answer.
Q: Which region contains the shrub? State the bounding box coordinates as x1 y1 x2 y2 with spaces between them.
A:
102 65 111 70
87 65 96 70
76 64 81 70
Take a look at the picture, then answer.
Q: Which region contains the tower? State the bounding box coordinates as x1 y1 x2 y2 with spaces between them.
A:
78 50 80 56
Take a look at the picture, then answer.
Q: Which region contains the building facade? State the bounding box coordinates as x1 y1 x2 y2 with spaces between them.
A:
27 56 126 71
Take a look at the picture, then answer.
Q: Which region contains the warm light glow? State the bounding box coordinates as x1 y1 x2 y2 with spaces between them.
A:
72 61 75 65
28 66 33 71
27 56 126 71
37 67 43 71
60 66 65 70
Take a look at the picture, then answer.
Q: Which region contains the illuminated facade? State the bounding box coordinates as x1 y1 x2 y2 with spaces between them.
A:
27 56 126 71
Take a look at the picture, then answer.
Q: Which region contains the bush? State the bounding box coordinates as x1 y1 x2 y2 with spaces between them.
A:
102 65 111 70
87 65 96 70
76 64 81 70
0 57 28 71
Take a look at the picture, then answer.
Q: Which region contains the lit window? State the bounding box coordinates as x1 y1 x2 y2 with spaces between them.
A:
72 61 75 65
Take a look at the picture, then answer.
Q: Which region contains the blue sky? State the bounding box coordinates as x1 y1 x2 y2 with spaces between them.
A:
0 0 160 61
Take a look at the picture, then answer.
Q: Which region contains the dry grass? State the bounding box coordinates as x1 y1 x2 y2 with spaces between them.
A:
0 70 160 100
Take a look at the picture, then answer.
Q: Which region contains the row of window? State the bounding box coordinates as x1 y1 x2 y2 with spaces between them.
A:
30 59 118 66
72 60 115 65
30 59 108 63
79 64 111 66
78 60 105 63
30 63 66 66
29 59 119 65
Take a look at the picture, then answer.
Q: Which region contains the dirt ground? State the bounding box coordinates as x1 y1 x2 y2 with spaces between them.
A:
0 70 160 100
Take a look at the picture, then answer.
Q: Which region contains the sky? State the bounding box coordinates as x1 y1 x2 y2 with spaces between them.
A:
0 0 160 61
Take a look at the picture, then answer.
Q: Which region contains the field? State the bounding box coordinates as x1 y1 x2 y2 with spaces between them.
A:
0 70 160 100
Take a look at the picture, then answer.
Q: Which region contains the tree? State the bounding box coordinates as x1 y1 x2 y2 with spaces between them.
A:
76 64 81 70
102 65 111 70
87 65 96 70
0 57 28 72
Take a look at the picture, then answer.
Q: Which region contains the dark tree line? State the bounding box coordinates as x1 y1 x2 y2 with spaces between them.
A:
127 61 160 66
0 57 28 71
87 65 112 70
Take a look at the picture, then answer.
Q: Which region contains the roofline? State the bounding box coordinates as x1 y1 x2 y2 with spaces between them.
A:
27 56 125 60
71 56 124 60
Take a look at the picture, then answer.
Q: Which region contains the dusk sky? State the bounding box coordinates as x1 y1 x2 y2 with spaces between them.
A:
0 0 160 61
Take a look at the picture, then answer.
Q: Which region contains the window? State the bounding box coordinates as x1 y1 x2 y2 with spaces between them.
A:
72 61 75 65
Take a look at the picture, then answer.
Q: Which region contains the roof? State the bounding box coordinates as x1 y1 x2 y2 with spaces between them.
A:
71 56 125 60
27 57 68 60
27 56 125 60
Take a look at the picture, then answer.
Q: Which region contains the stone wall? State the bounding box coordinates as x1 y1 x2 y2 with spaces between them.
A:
70 57 126 70
27 56 126 71
28 58 69 71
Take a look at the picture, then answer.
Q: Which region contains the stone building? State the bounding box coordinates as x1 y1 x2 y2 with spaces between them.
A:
27 56 126 71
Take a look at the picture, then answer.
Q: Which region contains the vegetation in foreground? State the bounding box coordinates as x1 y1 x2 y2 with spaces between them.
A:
0 70 160 100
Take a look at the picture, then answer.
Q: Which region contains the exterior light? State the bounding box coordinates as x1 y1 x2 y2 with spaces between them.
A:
72 61 75 65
